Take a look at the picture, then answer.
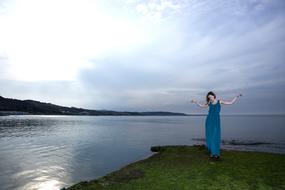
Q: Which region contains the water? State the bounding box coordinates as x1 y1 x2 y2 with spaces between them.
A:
0 115 284 190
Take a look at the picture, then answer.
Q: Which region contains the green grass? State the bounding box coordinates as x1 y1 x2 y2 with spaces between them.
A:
66 145 285 190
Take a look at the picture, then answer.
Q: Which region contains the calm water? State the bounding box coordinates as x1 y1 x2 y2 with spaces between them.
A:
0 115 284 190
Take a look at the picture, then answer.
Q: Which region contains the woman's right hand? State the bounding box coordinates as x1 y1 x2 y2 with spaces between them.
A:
191 99 197 103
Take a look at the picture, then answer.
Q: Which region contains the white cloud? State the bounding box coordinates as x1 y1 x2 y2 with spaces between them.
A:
134 0 185 22
0 0 150 81
1 0 285 113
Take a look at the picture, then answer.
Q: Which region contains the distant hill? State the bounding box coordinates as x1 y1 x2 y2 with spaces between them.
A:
0 96 187 116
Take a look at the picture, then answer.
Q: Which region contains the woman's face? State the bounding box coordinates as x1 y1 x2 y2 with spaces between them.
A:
208 95 215 102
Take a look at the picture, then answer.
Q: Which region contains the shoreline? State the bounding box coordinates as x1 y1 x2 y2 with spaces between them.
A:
2 113 285 117
65 144 285 190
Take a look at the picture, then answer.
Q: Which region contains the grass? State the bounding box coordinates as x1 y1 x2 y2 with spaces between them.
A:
66 144 285 190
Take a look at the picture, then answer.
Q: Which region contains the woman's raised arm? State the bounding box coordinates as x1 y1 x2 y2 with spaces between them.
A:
220 94 242 105
191 100 209 108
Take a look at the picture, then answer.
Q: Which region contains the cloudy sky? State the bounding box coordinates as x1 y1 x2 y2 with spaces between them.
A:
0 0 285 114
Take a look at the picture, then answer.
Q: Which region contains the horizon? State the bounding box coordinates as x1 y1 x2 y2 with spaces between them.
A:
1 95 285 116
1 0 285 114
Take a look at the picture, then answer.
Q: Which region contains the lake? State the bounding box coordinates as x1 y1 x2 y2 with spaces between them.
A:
0 115 284 190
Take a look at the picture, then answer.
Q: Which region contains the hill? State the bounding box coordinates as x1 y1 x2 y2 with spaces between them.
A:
0 96 187 116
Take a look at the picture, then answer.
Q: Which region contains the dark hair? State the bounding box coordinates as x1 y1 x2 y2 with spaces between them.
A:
206 91 216 104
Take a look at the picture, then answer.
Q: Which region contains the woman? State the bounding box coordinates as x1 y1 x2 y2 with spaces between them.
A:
191 91 242 160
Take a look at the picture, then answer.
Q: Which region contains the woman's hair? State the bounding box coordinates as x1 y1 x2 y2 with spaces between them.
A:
206 91 216 104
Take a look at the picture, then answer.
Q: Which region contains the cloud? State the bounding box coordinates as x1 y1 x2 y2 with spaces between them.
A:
134 0 184 22
0 0 150 81
1 0 285 114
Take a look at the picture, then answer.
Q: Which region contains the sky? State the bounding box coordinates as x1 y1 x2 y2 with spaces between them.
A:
0 0 285 114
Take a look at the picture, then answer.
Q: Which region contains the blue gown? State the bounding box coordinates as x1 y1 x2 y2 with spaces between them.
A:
205 99 221 156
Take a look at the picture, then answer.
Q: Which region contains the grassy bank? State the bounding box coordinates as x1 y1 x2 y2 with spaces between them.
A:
66 145 285 190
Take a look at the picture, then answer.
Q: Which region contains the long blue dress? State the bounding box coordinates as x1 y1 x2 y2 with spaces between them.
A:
205 99 221 156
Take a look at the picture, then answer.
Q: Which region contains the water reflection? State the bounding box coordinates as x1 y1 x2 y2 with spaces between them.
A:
18 171 64 190
1 142 73 190
24 178 63 190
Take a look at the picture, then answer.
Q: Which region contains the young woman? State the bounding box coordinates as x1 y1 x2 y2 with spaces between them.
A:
191 91 242 160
